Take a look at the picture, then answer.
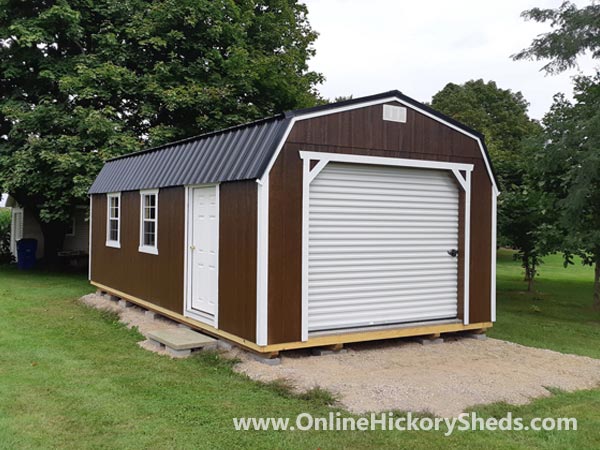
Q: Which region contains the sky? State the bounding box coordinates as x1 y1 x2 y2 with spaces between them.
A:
302 0 597 120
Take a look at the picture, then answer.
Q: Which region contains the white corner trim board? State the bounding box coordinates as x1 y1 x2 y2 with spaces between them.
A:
88 196 92 281
491 190 498 322
255 176 269 346
299 151 473 341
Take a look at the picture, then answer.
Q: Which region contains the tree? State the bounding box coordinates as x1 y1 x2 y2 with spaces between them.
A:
512 1 600 74
431 79 544 289
534 76 600 309
0 0 322 262
514 1 600 308
331 95 353 103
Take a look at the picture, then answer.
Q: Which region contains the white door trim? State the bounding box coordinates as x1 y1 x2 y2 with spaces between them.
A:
299 151 473 341
184 184 220 327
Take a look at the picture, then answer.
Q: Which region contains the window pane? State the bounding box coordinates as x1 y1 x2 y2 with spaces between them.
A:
144 220 155 234
109 195 119 219
144 206 155 220
144 233 155 247
143 221 156 246
144 194 156 208
66 218 75 235
109 219 118 241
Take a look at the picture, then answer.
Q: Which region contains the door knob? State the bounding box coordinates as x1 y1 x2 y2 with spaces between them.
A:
190 245 196 251
447 249 458 257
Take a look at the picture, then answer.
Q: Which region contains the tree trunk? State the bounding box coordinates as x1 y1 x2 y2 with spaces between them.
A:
594 260 600 311
523 256 530 282
522 254 535 291
40 221 67 267
527 274 535 292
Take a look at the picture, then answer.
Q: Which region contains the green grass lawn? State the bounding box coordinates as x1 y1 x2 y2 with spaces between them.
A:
0 257 599 449
489 249 600 359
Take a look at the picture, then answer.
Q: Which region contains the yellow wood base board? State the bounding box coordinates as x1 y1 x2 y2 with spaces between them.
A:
91 281 492 354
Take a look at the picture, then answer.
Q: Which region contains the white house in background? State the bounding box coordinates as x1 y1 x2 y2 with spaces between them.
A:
5 196 89 262
0 193 7 207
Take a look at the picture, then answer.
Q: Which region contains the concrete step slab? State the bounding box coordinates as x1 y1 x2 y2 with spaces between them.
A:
146 328 216 351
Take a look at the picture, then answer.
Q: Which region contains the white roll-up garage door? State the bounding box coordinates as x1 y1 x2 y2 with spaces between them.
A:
308 162 460 332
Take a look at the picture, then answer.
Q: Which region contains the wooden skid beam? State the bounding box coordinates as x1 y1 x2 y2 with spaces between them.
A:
90 281 492 354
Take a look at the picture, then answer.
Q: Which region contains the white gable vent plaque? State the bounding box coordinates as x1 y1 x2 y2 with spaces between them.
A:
383 104 407 123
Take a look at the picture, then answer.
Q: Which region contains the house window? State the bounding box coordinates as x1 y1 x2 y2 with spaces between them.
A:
106 193 121 248
139 190 158 255
66 217 76 237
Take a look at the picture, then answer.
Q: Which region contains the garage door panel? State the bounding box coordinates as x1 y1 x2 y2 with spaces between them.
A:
308 280 458 294
309 262 459 272
307 162 459 332
309 309 457 331
309 289 457 303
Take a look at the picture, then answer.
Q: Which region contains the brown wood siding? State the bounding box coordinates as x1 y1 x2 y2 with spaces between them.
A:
218 180 258 341
268 102 493 344
91 187 185 313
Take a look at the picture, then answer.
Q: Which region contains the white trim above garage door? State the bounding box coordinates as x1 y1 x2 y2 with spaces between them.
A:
300 152 473 340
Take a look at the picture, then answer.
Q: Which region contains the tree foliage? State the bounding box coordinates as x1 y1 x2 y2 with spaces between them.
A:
431 79 544 289
0 0 322 259
535 74 600 308
0 208 11 264
431 79 540 190
515 0 600 307
513 1 600 74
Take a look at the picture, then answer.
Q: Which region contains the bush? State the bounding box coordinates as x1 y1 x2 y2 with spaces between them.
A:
0 208 13 264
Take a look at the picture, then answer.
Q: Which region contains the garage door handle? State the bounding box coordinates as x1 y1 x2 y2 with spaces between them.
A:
447 249 459 257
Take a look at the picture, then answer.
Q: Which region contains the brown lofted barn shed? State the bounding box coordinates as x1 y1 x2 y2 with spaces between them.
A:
88 91 498 354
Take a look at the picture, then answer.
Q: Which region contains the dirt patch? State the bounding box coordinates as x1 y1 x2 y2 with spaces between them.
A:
80 293 184 357
234 337 600 417
80 294 600 416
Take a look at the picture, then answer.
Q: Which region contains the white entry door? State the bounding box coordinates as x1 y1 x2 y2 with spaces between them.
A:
307 163 460 332
186 185 219 325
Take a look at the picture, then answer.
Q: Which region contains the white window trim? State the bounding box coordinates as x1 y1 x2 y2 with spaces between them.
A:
139 189 159 255
106 192 121 248
298 151 474 341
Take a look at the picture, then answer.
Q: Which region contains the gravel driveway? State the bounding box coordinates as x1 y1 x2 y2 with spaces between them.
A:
81 293 600 417
235 337 600 417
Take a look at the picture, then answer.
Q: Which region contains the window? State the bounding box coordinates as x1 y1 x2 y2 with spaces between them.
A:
66 217 76 237
139 190 158 255
106 193 121 248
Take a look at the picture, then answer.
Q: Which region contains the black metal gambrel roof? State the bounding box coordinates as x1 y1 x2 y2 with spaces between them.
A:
89 90 497 194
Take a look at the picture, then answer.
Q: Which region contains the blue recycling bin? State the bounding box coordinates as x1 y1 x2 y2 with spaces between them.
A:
17 238 37 270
